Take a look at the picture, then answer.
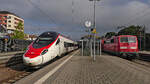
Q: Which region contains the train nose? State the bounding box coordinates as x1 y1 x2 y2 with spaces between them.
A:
23 55 43 66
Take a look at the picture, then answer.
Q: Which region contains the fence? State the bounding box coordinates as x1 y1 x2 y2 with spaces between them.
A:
0 39 33 52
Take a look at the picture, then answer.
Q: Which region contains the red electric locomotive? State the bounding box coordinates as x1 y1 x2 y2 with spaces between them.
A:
102 35 139 59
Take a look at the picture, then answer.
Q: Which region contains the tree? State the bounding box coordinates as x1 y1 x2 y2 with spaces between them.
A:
12 30 24 39
105 32 116 38
12 21 24 39
118 25 144 37
16 21 24 30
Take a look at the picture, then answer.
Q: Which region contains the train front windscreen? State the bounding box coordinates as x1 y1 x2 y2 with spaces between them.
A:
120 37 136 43
32 32 58 48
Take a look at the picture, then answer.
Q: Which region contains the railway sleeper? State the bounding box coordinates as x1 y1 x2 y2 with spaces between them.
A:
6 61 23 67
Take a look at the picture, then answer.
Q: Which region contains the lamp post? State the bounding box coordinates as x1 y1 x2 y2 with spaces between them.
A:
89 0 100 61
143 26 146 50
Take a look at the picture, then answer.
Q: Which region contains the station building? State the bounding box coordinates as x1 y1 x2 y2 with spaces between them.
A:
0 11 24 33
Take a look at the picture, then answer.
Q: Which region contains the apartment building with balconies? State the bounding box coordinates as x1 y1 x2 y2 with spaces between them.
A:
0 11 24 33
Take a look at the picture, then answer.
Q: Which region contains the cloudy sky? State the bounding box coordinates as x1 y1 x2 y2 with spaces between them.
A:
0 0 150 40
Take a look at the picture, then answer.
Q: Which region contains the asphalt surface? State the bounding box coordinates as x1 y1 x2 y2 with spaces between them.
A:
15 51 150 84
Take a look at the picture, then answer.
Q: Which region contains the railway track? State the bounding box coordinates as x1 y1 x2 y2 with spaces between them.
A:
138 53 150 62
132 59 150 68
1 64 35 84
132 53 150 68
0 51 35 84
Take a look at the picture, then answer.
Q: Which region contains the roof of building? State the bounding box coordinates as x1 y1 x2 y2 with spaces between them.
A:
0 11 20 18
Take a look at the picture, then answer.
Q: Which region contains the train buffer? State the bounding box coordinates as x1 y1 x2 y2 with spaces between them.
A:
15 50 150 84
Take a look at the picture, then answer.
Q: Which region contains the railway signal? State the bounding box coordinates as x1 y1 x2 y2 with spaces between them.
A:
91 28 97 34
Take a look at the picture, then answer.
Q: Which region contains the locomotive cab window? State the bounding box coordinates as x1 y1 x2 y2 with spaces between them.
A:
120 37 136 43
33 32 59 48
120 37 128 43
128 37 136 43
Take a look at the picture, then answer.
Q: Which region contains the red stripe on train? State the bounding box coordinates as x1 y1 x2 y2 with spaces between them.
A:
24 34 60 58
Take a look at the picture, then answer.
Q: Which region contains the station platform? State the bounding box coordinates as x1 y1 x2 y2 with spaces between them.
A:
15 50 150 84
139 50 150 54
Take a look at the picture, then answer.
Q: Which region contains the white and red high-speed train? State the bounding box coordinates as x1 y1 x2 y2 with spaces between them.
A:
23 31 78 67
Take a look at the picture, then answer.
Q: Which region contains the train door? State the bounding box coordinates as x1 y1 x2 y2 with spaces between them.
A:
59 38 64 55
64 42 68 53
110 38 114 52
114 37 119 55
55 38 60 56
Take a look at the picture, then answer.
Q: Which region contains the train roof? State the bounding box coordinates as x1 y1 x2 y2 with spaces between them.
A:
39 31 59 37
102 35 137 40
40 31 75 42
42 31 59 34
118 35 136 37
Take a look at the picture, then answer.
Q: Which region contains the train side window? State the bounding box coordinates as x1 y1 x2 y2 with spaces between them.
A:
64 42 68 47
56 38 60 45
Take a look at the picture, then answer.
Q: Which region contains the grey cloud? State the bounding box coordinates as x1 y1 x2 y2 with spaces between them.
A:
0 0 150 40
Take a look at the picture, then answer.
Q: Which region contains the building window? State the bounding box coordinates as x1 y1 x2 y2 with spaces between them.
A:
8 20 11 23
8 25 11 27
14 22 17 24
8 16 11 19
0 20 1 23
5 20 7 23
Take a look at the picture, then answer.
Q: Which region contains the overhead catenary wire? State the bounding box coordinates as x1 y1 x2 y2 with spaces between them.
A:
25 0 57 25
117 3 150 26
72 0 74 24
94 0 150 30
71 0 85 30
71 0 81 30
126 7 150 26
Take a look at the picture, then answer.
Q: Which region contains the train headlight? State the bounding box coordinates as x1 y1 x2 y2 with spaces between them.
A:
41 49 48 55
120 47 127 49
130 47 136 49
